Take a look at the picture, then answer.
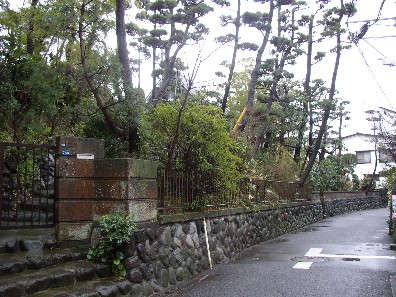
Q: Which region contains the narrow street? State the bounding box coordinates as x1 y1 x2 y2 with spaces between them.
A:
171 208 396 297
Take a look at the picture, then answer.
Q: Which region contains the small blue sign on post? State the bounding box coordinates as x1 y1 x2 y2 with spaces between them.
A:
61 149 70 155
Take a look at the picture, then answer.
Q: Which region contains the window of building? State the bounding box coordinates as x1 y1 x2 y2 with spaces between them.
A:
356 151 371 164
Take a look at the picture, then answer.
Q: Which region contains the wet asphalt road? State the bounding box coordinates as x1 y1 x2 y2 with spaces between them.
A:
170 208 396 297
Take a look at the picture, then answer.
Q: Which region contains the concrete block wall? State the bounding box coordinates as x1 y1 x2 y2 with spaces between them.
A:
55 137 158 241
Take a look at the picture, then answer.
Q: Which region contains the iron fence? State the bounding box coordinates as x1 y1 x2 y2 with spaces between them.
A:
0 142 56 228
157 168 311 213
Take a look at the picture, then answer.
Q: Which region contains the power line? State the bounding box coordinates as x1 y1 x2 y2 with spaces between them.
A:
362 39 386 58
346 16 396 24
354 43 394 109
362 35 396 39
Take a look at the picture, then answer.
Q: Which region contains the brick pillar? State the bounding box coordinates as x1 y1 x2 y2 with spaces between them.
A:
55 137 158 241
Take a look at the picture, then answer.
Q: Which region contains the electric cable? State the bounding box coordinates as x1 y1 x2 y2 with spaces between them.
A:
362 39 386 58
355 43 394 109
363 35 396 39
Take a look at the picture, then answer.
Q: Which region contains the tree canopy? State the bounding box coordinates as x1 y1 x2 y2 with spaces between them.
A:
0 0 365 189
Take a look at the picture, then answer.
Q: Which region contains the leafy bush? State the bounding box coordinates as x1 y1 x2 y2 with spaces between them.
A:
380 166 396 194
142 101 244 189
87 210 137 276
253 146 300 180
360 176 376 192
352 174 360 190
83 116 129 158
311 154 358 192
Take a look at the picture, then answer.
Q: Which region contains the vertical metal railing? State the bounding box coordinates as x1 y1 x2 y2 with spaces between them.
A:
0 142 55 228
157 168 310 214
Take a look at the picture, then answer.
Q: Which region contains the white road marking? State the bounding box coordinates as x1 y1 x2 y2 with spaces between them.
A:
293 262 313 269
305 248 323 257
304 248 396 260
315 253 396 260
293 248 322 269
293 247 396 270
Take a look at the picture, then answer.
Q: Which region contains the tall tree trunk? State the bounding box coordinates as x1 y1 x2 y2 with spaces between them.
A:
165 65 200 169
64 38 74 105
251 7 294 159
372 125 378 176
318 131 328 162
299 0 345 188
338 107 343 155
116 0 133 93
27 0 39 55
116 0 139 153
237 0 274 131
154 24 191 106
152 24 157 101
165 85 192 170
294 15 314 163
79 1 125 138
221 0 241 113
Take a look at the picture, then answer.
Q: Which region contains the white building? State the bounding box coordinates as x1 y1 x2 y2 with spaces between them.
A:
341 132 395 181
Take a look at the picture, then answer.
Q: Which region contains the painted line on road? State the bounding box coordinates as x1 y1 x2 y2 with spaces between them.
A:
293 247 396 270
293 248 322 269
305 248 323 257
313 253 396 260
305 248 396 260
293 262 313 269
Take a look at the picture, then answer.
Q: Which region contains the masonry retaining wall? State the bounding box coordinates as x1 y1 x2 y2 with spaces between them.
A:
119 193 382 295
312 191 382 217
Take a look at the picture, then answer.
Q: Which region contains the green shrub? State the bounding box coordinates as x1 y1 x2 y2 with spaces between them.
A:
352 174 360 190
142 101 244 190
360 176 376 192
380 166 396 194
311 154 357 192
254 146 300 180
87 210 137 277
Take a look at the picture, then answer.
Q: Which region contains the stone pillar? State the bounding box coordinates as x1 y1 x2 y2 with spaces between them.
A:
94 159 158 222
55 136 106 241
55 137 158 241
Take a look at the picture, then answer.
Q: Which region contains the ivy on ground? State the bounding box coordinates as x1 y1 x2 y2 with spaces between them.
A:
87 210 137 277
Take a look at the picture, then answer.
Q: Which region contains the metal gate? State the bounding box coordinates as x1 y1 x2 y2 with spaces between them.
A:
0 142 56 228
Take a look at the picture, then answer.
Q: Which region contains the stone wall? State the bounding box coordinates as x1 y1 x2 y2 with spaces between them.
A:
312 191 382 217
119 193 382 295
